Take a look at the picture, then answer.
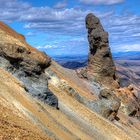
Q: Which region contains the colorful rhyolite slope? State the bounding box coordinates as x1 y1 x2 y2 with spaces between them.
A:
0 14 140 140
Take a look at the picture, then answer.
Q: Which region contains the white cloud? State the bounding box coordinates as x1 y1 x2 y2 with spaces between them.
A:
26 32 35 36
54 0 67 9
112 44 140 52
0 0 140 53
79 0 124 5
22 8 92 35
0 0 30 9
0 0 30 22
132 33 140 37
37 45 58 49
0 0 113 34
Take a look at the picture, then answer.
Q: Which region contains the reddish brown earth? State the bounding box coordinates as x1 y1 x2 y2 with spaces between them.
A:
0 21 50 63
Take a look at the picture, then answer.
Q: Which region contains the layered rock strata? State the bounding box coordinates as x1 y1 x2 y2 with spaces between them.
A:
79 13 118 88
0 22 58 107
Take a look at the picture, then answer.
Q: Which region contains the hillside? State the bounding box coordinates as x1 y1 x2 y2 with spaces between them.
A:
115 54 140 98
0 68 51 140
0 14 140 140
55 55 140 99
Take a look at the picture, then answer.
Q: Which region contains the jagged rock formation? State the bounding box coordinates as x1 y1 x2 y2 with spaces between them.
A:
86 13 115 78
79 13 118 88
98 89 121 120
0 21 58 107
76 13 121 119
76 13 140 119
46 64 120 120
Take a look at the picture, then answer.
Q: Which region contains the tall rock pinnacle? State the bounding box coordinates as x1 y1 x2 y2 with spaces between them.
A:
85 13 118 87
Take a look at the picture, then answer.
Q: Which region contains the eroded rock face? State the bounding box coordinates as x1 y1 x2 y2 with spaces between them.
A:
0 43 58 107
0 22 58 108
98 89 121 120
116 86 140 119
83 13 140 120
75 13 121 120
84 13 118 87
0 43 51 75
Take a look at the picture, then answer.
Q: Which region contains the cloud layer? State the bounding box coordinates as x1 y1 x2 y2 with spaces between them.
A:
0 0 140 55
79 0 124 5
54 0 67 9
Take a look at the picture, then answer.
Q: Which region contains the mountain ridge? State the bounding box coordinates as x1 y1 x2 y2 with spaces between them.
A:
0 13 140 140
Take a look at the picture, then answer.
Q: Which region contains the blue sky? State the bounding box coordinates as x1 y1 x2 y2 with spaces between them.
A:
0 0 140 56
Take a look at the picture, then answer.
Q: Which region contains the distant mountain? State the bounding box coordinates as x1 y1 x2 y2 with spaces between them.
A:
54 52 140 98
54 51 140 68
53 55 87 69
113 51 140 60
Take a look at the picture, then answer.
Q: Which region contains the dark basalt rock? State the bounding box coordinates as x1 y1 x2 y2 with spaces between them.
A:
83 13 118 87
0 43 58 108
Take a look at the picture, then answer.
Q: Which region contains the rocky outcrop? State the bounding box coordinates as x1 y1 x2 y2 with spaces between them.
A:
45 61 120 120
86 13 115 78
98 89 120 120
80 13 140 119
80 13 118 88
0 21 58 107
0 43 51 75
116 86 140 119
76 13 121 120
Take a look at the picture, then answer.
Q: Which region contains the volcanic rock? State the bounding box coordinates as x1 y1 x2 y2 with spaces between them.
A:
98 89 121 120
0 21 58 107
83 13 118 87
